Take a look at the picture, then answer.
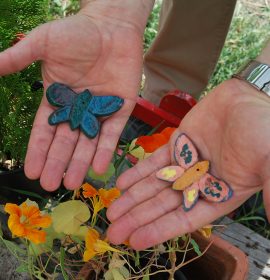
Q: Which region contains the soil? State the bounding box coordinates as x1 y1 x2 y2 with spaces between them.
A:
0 243 30 280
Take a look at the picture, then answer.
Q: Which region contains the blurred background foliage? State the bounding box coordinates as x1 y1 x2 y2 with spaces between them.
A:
0 0 48 164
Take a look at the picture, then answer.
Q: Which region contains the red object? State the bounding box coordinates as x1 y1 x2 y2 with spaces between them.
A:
11 33 26 46
131 89 196 132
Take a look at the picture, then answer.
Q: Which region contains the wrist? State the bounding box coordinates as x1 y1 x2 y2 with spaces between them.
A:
79 0 155 33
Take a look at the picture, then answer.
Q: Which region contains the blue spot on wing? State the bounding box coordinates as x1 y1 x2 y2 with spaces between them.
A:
48 106 72 125
46 83 76 107
180 144 192 164
80 112 100 138
88 96 124 117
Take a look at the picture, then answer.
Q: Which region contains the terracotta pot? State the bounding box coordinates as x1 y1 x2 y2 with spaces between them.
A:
77 232 248 280
180 232 249 280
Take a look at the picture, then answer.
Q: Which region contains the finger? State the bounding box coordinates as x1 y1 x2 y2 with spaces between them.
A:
40 122 79 191
116 144 171 190
92 100 135 174
64 133 99 190
128 196 246 250
0 28 43 75
107 172 171 222
24 97 56 180
107 187 182 244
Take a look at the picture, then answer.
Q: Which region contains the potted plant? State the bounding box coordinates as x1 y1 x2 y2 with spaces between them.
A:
0 129 249 280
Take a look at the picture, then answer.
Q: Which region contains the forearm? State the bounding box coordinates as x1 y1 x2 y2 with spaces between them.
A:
79 0 155 33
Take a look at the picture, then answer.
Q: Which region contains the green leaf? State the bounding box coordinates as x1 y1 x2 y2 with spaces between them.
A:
29 226 64 256
142 268 150 280
105 253 130 280
111 268 126 280
73 226 88 241
236 216 266 223
1 186 46 201
87 163 115 183
16 264 29 273
52 201 90 235
60 247 69 280
105 268 130 280
0 236 26 257
190 238 202 256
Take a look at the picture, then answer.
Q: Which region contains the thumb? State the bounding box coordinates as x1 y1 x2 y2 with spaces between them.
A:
0 27 44 76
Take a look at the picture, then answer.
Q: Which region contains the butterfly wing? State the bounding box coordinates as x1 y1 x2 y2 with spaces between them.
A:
46 83 76 107
48 106 72 125
182 182 200 211
198 173 233 203
174 134 198 169
88 95 124 117
80 111 100 138
156 166 185 182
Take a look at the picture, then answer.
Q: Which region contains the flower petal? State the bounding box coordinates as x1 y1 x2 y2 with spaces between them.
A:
26 228 46 244
29 215 52 228
82 183 98 198
198 225 213 239
85 228 100 249
99 188 121 208
8 215 25 237
136 134 167 153
21 203 40 219
83 248 96 262
4 203 21 216
160 127 177 140
94 240 122 254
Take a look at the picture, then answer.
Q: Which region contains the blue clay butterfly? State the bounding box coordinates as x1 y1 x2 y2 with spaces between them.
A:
46 83 124 138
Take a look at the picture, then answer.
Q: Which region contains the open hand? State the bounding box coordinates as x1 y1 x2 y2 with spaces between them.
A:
0 2 148 190
107 79 270 250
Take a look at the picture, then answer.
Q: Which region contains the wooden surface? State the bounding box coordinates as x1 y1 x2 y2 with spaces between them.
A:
214 217 270 280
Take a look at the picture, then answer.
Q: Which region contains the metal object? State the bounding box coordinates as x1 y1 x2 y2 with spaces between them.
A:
233 60 270 96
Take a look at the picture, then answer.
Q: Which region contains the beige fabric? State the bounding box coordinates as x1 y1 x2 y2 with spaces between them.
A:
143 0 237 105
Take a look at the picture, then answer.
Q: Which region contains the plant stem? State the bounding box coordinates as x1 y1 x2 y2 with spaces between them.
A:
169 239 177 280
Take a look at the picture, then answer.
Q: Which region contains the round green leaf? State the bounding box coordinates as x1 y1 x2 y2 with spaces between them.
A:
52 200 90 235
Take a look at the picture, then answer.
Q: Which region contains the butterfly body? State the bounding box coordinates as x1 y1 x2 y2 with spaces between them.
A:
156 134 233 211
46 83 124 138
172 160 209 190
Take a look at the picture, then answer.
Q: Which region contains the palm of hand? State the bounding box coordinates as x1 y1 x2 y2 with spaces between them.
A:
107 79 270 249
0 13 143 190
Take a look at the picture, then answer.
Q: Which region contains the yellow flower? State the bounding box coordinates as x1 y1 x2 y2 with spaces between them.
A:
198 225 213 238
83 228 121 262
4 201 51 244
90 196 104 220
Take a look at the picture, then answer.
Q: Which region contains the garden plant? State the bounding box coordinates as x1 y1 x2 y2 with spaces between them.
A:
1 129 212 279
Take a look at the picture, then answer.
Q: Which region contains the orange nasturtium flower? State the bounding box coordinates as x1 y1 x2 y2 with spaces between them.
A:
82 183 121 208
84 228 121 261
4 201 52 244
136 127 177 153
82 183 121 225
98 188 121 207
